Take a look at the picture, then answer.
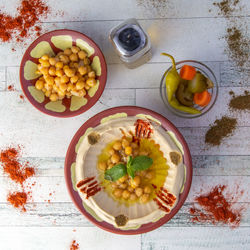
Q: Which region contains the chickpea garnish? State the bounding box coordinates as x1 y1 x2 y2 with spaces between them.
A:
135 187 143 197
122 190 130 200
111 153 120 164
113 141 122 151
125 146 132 155
130 176 140 188
98 162 107 171
140 194 150 203
113 189 123 198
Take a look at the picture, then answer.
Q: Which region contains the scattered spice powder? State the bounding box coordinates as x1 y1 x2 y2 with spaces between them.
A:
0 0 50 43
70 240 79 250
205 116 237 146
7 85 15 91
0 146 36 211
213 0 240 17
20 94 25 100
7 192 27 212
190 185 243 228
229 91 250 111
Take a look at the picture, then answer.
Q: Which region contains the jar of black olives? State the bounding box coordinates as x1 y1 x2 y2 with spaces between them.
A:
109 19 152 69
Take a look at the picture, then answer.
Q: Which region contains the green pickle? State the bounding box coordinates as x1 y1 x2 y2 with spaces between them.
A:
187 72 208 93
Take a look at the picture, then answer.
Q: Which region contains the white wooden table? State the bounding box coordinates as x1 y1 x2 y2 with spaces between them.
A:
0 0 249 249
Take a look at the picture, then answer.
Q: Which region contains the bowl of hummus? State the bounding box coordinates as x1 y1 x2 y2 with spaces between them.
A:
65 106 192 234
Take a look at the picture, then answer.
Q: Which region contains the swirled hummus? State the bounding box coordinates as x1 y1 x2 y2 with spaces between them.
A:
74 116 185 230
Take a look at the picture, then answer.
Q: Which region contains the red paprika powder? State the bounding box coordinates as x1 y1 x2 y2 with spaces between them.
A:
0 146 35 211
190 185 243 228
0 0 49 42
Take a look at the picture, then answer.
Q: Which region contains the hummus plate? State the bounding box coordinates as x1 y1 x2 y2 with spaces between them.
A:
65 106 192 234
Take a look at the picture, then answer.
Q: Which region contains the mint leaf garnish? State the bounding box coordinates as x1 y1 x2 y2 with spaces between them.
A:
131 156 153 172
104 164 127 181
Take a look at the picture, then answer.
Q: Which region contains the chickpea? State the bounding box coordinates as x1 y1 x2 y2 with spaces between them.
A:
65 91 71 98
135 187 143 197
127 186 134 193
58 90 65 99
113 141 122 151
107 163 114 169
122 190 130 200
59 83 67 92
37 64 42 71
119 175 128 183
113 189 123 198
45 90 51 97
54 77 61 86
67 83 74 91
61 75 69 84
41 54 49 60
119 183 127 189
78 66 88 76
44 83 52 91
140 194 150 203
83 57 90 65
88 71 96 78
76 80 85 90
70 75 79 84
35 80 44 90
122 139 130 148
85 84 90 90
73 62 79 69
53 84 59 92
78 89 86 97
78 50 87 59
131 142 138 149
55 69 64 77
111 182 117 189
45 76 55 85
64 68 76 78
64 48 72 56
49 93 58 102
145 171 155 180
125 146 132 155
86 78 96 87
48 66 56 76
55 61 63 69
130 193 137 201
59 54 70 64
69 53 78 62
111 153 120 164
140 151 148 156
98 161 107 171
63 65 69 71
144 185 152 194
42 87 46 93
139 170 147 177
130 176 141 188
70 46 79 54
40 67 49 75
49 57 57 66
108 148 115 156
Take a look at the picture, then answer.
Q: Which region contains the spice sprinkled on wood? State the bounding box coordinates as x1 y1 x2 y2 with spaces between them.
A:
205 116 237 146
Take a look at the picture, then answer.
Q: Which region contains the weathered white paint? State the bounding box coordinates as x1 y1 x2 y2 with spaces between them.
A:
0 226 141 250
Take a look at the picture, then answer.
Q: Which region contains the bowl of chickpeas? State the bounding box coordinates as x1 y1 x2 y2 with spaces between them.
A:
65 106 192 234
20 29 107 117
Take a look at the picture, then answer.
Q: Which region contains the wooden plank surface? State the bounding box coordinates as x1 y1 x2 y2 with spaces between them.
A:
0 0 249 249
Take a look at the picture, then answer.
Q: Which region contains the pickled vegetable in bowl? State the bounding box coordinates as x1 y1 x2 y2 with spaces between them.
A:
160 54 218 118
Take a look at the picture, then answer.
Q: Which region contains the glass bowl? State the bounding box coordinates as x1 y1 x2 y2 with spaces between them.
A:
160 60 218 118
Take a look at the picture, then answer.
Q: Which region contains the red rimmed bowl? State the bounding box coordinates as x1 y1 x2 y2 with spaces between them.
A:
20 29 107 117
64 106 192 235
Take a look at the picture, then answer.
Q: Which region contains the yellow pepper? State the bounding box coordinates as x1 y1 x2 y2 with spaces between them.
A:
169 97 201 114
161 53 180 102
162 53 200 114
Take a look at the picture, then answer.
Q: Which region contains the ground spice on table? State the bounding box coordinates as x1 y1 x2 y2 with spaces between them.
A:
190 185 243 228
213 0 240 17
205 116 237 146
0 0 50 42
0 146 36 211
7 192 27 212
70 240 79 250
229 91 250 111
